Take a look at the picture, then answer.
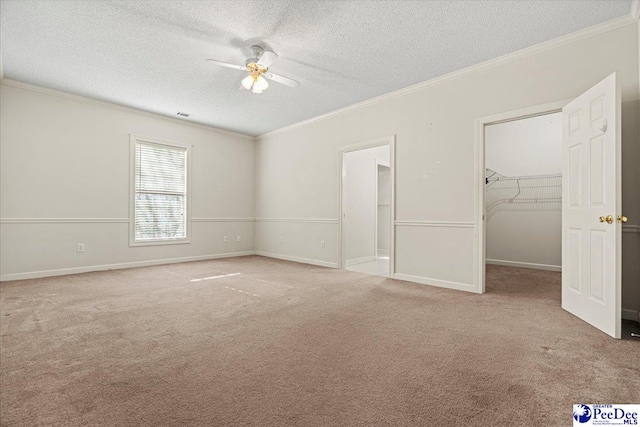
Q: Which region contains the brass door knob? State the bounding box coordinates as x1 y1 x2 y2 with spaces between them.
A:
599 215 614 224
617 215 628 224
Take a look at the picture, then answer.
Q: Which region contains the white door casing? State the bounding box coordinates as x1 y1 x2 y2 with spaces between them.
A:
561 72 621 339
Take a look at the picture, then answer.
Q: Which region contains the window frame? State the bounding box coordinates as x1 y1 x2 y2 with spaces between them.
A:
129 135 192 247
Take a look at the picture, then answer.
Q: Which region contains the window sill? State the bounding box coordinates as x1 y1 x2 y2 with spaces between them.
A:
129 238 191 247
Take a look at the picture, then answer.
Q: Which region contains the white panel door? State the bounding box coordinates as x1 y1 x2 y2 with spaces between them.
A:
562 73 621 338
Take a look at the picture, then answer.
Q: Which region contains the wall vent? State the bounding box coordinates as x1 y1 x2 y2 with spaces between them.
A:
176 112 191 117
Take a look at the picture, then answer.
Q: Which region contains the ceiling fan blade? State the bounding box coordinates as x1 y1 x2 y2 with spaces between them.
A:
257 50 278 68
206 59 246 71
264 72 299 88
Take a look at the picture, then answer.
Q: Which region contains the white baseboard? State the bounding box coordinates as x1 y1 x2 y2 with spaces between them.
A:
346 256 376 267
0 251 256 282
486 259 561 272
255 251 338 269
377 249 389 257
622 308 639 323
393 273 475 293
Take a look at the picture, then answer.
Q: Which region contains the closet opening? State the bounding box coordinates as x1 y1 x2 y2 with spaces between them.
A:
338 137 395 278
483 111 562 294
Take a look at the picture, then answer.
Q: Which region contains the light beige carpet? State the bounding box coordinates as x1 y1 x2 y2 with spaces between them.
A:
1 257 638 426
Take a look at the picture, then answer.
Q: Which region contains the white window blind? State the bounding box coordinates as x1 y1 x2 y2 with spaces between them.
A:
134 141 187 242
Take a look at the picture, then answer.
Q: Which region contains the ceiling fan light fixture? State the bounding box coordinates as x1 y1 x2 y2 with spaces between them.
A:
253 75 269 92
207 46 299 93
241 75 255 90
241 73 269 94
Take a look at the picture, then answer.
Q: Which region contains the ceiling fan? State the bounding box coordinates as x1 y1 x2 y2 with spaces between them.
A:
207 45 299 94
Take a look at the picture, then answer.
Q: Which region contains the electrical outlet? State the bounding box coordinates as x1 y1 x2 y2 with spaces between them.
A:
279 237 284 244
320 241 325 249
77 243 85 253
236 236 241 242
223 236 229 243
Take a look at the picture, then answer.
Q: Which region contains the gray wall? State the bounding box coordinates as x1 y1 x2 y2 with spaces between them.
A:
255 22 640 316
0 83 256 280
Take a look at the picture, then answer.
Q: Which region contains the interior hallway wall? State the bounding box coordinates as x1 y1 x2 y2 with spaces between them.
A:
254 21 640 318
344 145 389 264
377 165 391 257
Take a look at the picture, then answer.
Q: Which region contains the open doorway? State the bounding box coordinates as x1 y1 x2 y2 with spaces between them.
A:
376 162 391 261
483 112 563 297
338 137 395 278
476 75 622 338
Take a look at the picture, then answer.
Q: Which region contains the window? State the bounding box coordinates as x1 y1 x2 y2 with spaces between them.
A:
130 136 190 246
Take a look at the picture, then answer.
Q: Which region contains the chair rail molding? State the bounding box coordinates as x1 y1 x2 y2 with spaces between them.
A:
394 220 475 228
622 224 640 233
192 217 255 222
1 217 257 224
0 218 129 224
255 218 338 223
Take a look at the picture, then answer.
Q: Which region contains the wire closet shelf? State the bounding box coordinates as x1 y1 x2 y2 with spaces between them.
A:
485 168 562 216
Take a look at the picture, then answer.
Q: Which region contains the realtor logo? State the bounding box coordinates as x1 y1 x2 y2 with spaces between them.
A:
573 404 640 426
573 405 592 423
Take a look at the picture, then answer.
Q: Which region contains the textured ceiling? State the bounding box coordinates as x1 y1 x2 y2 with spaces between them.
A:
0 0 633 136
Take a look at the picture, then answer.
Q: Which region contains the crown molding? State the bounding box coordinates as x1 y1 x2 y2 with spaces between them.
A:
631 0 640 21
0 78 257 141
258 14 637 140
